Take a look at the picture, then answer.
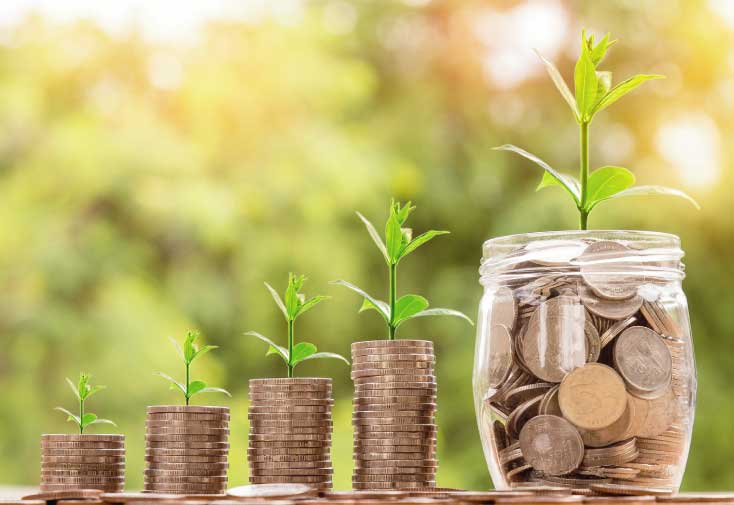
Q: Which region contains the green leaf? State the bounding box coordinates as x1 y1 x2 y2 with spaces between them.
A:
80 413 97 429
534 49 579 120
574 41 598 120
285 273 306 320
536 171 583 205
593 74 665 115
55 407 81 427
154 372 187 396
596 71 612 97
192 344 218 362
298 351 350 366
493 145 580 204
584 166 636 211
86 418 117 427
183 331 197 363
330 280 390 321
392 199 415 225
359 298 390 323
264 282 288 320
399 230 449 261
356 211 389 263
593 185 700 211
402 308 474 326
77 373 90 400
65 378 80 401
195 386 231 397
393 294 429 325
295 295 329 319
244 331 289 364
290 342 317 366
168 336 185 362
589 33 616 65
188 380 207 396
84 385 106 400
385 209 404 264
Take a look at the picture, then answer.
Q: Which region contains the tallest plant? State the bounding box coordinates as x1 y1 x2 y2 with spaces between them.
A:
495 30 698 229
332 200 472 340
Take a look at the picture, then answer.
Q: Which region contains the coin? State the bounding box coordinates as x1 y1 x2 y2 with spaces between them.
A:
352 339 433 349
506 395 542 440
24 490 104 501
145 434 227 442
41 455 125 464
353 395 436 404
145 412 229 421
589 483 673 496
559 363 627 430
147 406 229 414
145 419 228 427
521 297 587 382
351 368 434 379
581 287 643 320
579 394 633 447
519 415 584 475
145 448 228 456
249 475 329 484
632 388 676 438
352 416 434 426
352 353 435 363
248 392 333 401
354 382 437 391
600 316 637 348
614 326 672 398
41 449 126 456
248 405 331 414
578 241 639 300
227 483 317 499
145 427 229 436
249 433 330 442
145 441 229 449
538 385 563 417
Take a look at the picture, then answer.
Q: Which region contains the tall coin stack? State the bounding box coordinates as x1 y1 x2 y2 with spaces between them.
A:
40 434 125 492
144 405 229 494
351 340 438 490
248 378 334 489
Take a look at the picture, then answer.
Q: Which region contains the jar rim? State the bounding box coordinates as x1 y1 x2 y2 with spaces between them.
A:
480 229 685 283
483 229 680 251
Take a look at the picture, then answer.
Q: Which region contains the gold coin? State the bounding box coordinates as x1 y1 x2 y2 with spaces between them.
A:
559 363 627 430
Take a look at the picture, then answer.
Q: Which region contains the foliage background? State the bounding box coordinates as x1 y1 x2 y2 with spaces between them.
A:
0 0 732 492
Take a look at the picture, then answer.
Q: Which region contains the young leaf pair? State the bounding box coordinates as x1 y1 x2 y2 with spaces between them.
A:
495 30 698 230
55 373 116 434
155 331 231 405
247 273 349 378
333 200 473 340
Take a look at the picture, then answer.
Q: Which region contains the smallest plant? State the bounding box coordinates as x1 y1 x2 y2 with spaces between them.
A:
246 273 349 378
55 372 116 434
155 331 231 406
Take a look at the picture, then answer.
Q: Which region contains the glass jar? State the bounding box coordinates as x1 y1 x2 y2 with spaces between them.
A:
473 231 696 492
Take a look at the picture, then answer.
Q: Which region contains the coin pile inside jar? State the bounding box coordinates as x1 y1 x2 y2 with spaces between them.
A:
144 405 229 494
40 434 125 492
483 239 691 492
248 378 334 489
351 340 438 490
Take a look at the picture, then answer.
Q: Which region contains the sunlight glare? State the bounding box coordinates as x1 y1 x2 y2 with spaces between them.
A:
655 114 722 188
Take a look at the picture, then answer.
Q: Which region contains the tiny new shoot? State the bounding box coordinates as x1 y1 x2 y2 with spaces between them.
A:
55 372 116 434
332 200 473 340
246 273 349 378
155 331 231 406
494 30 698 230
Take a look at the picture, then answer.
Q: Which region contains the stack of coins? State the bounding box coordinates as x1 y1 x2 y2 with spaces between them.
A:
40 434 125 492
351 340 438 490
144 405 229 494
248 378 334 489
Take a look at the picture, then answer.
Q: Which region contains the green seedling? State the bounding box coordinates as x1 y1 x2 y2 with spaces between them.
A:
155 331 231 405
494 30 698 230
55 372 116 434
332 200 473 340
246 273 349 378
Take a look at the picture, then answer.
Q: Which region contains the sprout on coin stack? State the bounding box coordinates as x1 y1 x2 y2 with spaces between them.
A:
245 273 349 489
332 200 473 490
145 331 231 495
476 30 699 495
42 373 124 492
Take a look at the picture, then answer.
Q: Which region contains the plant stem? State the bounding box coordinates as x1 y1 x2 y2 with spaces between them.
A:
388 262 397 340
79 396 84 434
287 319 294 378
185 361 190 406
579 121 590 230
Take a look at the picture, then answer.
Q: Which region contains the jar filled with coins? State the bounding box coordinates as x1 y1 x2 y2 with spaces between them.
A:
473 231 696 493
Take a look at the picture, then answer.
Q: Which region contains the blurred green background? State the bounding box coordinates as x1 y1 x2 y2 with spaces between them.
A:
0 0 732 492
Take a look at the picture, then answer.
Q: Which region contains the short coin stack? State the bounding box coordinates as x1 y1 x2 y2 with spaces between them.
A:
144 405 229 494
40 434 125 492
248 378 334 489
351 339 438 490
